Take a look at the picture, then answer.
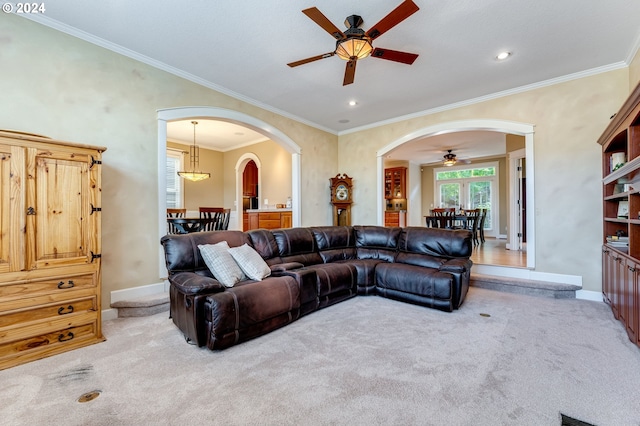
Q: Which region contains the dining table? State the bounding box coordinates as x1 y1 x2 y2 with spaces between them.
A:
423 214 469 229
166 217 216 234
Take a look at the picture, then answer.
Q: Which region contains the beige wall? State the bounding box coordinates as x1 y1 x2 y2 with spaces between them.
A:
0 15 338 308
340 71 629 292
223 140 292 208
166 141 226 210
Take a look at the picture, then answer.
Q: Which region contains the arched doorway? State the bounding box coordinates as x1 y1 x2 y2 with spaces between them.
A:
157 107 302 277
376 119 535 274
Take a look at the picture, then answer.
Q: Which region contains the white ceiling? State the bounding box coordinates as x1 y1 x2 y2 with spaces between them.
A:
25 0 640 164
166 120 268 151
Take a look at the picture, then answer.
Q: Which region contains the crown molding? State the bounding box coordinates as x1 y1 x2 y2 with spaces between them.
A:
626 31 640 65
339 62 628 136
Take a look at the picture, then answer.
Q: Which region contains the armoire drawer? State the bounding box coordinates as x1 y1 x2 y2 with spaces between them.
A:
0 274 96 308
0 297 97 329
0 321 98 367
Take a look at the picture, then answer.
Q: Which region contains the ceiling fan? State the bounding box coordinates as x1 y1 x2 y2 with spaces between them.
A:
287 0 420 85
442 150 472 167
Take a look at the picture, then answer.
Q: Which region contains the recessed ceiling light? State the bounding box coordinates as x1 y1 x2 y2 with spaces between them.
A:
338 119 350 124
348 100 357 106
496 51 511 61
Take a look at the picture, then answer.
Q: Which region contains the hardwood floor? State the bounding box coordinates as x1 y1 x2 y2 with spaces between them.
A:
470 237 526 268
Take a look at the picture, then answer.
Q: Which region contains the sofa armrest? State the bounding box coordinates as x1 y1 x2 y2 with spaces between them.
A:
169 272 226 296
270 262 305 273
439 258 473 274
438 258 473 309
271 267 318 310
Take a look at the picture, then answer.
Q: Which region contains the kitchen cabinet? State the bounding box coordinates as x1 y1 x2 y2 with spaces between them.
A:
384 211 406 227
243 160 258 197
246 210 292 230
384 167 406 199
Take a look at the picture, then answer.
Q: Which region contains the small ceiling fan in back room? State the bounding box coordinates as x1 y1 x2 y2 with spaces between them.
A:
287 0 420 85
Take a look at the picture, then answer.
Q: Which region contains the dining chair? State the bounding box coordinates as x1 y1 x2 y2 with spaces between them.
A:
478 209 488 243
217 209 231 231
431 208 456 229
166 208 186 234
464 209 481 245
199 207 224 231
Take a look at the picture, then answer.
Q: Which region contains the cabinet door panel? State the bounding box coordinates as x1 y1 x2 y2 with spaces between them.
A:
28 150 92 269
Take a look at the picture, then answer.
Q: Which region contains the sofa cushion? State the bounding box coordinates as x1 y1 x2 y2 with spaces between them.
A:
398 227 472 258
353 225 401 262
205 275 300 349
272 228 323 266
228 243 272 281
339 259 385 295
247 229 282 266
161 230 251 274
304 263 357 298
311 226 357 263
376 262 453 301
198 241 246 287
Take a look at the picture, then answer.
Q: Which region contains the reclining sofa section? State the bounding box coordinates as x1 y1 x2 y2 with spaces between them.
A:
161 225 473 350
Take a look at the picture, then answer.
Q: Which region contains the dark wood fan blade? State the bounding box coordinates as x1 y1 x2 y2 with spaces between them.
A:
343 60 357 86
302 7 345 40
366 0 419 40
371 47 418 64
287 52 335 67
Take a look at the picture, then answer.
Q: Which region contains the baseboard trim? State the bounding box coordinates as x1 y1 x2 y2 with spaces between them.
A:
575 290 603 302
110 281 169 304
473 265 582 286
102 308 119 321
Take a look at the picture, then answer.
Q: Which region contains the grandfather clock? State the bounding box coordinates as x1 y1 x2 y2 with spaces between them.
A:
330 174 353 226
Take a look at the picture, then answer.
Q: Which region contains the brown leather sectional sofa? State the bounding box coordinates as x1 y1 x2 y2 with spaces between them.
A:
160 225 473 350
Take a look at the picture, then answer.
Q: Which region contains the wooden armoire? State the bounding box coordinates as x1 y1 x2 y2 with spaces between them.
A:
0 130 106 370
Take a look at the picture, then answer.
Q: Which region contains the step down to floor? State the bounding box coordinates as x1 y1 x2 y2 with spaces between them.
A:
111 292 170 318
470 273 580 299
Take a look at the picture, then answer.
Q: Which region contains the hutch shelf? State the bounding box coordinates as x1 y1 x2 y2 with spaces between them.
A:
599 81 640 348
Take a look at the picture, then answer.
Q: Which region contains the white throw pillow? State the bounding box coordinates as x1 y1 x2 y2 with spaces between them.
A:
198 241 246 287
228 243 271 281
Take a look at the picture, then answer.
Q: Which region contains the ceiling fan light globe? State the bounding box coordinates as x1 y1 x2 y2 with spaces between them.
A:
443 150 457 166
336 38 373 61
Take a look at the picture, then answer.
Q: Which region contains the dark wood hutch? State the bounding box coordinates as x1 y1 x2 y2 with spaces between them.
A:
599 81 640 348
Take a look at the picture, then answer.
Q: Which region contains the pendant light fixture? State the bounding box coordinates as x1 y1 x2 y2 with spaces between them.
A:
178 121 210 182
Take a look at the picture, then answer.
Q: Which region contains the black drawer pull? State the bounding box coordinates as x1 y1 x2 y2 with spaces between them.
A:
58 305 74 315
57 280 75 289
58 332 74 342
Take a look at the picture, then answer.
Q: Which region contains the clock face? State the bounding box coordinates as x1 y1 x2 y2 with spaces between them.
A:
336 184 349 201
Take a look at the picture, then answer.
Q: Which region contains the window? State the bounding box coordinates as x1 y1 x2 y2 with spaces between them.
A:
434 163 498 234
166 149 184 209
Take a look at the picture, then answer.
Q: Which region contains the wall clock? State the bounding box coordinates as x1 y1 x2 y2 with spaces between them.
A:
329 174 353 226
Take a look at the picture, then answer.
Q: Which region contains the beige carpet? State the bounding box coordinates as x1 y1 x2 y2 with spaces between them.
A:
1 287 639 425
